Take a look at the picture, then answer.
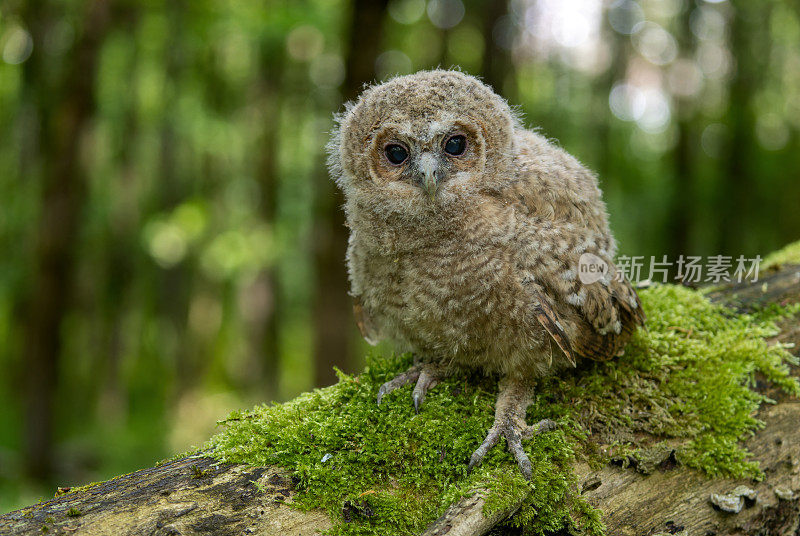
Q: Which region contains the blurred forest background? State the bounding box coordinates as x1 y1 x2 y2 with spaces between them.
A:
1 0 799 512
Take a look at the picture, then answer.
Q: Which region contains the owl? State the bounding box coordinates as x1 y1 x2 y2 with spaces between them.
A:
328 70 645 478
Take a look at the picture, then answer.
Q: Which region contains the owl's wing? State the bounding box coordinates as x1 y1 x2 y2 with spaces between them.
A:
568 272 645 361
534 235 646 361
528 287 578 367
494 133 645 362
524 272 644 364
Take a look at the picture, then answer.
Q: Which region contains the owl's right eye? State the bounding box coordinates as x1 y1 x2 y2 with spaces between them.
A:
384 144 409 165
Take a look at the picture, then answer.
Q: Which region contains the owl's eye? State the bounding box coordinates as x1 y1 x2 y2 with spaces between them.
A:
384 144 409 165
444 135 467 156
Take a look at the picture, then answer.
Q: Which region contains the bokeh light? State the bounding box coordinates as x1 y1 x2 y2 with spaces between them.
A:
608 0 644 35
2 25 33 65
756 113 790 151
632 22 678 66
388 0 426 25
286 25 324 61
668 59 704 98
691 6 727 42
375 49 413 79
610 82 646 122
427 0 465 30
310 53 345 88
696 42 732 80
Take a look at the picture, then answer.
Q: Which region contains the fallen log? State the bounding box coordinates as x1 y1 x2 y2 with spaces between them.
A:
2 254 799 536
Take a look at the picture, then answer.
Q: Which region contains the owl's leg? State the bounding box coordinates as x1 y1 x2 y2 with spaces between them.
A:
376 362 446 413
467 376 557 480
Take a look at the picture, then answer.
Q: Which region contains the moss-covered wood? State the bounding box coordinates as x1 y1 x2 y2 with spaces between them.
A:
2 247 800 536
0 456 332 536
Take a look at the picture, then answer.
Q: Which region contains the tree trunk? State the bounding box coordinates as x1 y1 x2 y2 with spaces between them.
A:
719 1 769 255
157 0 195 394
668 4 697 262
311 0 389 388
250 45 284 399
480 0 511 97
3 258 799 535
19 0 113 483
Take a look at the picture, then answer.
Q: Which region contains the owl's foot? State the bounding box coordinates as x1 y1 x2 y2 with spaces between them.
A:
467 377 557 480
468 417 557 480
376 363 445 413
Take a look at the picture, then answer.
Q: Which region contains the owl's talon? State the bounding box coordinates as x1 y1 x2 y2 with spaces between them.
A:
468 417 556 480
376 364 444 411
528 418 558 437
376 366 421 406
411 368 440 413
376 385 388 406
467 428 500 473
505 423 532 480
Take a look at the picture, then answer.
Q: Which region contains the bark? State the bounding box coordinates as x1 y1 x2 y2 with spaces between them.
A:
0 457 332 536
3 261 799 535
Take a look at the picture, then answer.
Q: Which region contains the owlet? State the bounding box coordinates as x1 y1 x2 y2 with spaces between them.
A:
328 70 644 478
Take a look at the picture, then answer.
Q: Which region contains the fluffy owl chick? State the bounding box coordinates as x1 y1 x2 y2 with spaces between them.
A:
329 70 645 479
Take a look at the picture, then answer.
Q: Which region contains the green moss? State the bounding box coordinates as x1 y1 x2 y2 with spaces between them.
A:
763 239 800 268
190 464 207 479
203 284 799 535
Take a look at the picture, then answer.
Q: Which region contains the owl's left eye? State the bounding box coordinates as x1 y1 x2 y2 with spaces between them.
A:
385 144 409 165
444 135 467 156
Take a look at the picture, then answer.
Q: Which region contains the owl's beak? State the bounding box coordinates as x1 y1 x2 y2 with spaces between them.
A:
422 169 437 200
417 152 439 200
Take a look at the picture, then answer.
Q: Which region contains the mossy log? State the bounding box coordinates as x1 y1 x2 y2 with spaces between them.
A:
2 262 799 536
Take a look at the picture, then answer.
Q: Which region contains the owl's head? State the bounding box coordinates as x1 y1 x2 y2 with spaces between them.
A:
330 70 519 213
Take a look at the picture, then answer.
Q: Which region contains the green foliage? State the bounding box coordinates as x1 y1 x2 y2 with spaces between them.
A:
204 284 799 535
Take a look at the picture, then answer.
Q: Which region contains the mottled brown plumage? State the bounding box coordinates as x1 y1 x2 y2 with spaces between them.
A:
329 70 644 478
